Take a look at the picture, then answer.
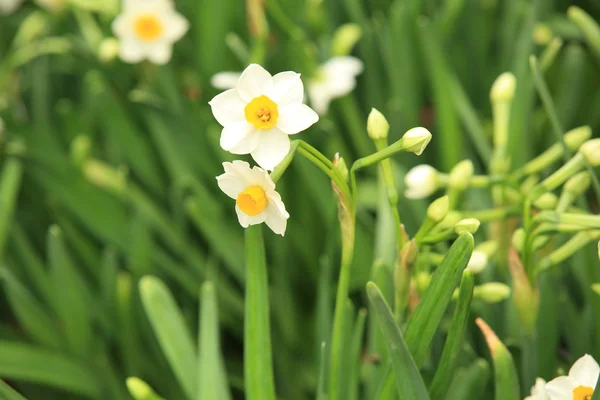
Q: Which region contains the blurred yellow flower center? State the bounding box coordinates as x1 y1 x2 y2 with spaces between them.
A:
133 14 164 42
245 95 278 129
236 186 267 216
573 386 593 400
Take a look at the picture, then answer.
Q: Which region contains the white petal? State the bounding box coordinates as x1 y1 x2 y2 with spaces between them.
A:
118 38 146 64
251 167 276 193
569 354 600 388
111 14 129 38
307 82 334 116
251 128 291 171
236 64 273 102
528 378 549 400
164 12 189 41
211 72 242 90
209 89 246 126
277 103 319 135
223 160 255 184
323 56 364 77
268 72 303 106
545 376 579 400
264 197 288 236
216 174 245 199
147 43 173 65
0 0 23 14
220 122 260 154
235 205 266 228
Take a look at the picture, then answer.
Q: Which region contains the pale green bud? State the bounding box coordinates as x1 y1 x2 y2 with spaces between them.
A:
70 135 91 167
367 108 389 140
466 251 488 274
564 126 592 151
474 283 511 304
592 283 600 296
332 23 362 56
533 192 558 210
454 218 480 234
333 152 349 182
476 240 499 257
98 37 120 63
533 23 553 45
405 164 438 199
564 171 591 197
579 138 600 166
401 127 432 156
13 10 49 46
416 271 431 293
490 72 516 103
427 195 450 223
84 160 127 195
512 228 526 253
448 160 474 190
126 377 152 399
437 211 463 230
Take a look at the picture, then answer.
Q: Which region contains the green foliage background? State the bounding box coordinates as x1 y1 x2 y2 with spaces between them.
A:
1 0 600 399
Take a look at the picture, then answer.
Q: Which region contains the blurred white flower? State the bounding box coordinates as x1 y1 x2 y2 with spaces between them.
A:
525 378 550 400
546 354 599 400
404 164 438 199
209 64 319 170
112 0 189 65
211 72 242 91
466 251 488 274
217 160 289 236
307 56 363 115
0 0 23 15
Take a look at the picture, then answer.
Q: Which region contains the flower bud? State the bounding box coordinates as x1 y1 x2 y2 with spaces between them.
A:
564 126 591 151
474 283 511 304
437 210 462 230
466 251 488 273
512 228 526 253
333 152 349 182
332 23 362 56
580 138 600 166
533 192 558 210
564 171 591 197
427 195 450 223
401 127 432 156
593 283 600 296
98 38 120 63
490 72 516 103
70 135 91 167
416 271 431 293
404 164 438 199
533 23 553 45
448 160 474 190
367 108 390 140
84 159 127 195
126 377 162 400
454 218 480 234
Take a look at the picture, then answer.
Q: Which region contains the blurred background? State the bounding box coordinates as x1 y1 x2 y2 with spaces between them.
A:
1 0 600 399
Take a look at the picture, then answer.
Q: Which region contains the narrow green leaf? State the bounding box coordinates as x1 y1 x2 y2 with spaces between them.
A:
140 276 197 400
476 318 520 400
0 341 102 398
0 379 28 400
349 309 367 400
446 359 490 400
404 233 474 366
244 225 276 400
367 282 430 400
198 281 231 400
429 270 475 399
0 157 23 259
568 6 600 62
316 342 327 400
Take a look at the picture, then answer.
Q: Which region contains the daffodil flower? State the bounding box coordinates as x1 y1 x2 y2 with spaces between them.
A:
0 0 23 14
404 164 438 199
217 161 290 236
112 0 189 65
545 354 599 400
307 56 363 115
209 64 319 170
525 378 550 400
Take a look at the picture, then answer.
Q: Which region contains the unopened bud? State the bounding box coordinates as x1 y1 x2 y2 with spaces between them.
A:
427 195 450 223
466 251 488 273
126 377 153 399
333 153 349 182
84 160 127 194
533 23 553 45
580 139 600 166
533 192 558 210
474 283 511 304
437 211 462 230
70 135 91 167
448 160 474 190
564 126 592 151
592 283 600 296
564 171 591 197
210 71 242 90
512 228 526 253
98 37 120 63
455 218 480 234
332 23 362 56
416 271 431 293
367 108 390 140
405 164 438 199
401 127 432 156
490 72 516 103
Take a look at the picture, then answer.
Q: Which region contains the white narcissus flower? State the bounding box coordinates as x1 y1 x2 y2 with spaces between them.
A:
404 164 438 199
0 0 23 14
217 161 290 236
211 72 242 91
307 56 363 115
546 354 599 400
526 378 550 400
112 0 189 65
209 64 319 171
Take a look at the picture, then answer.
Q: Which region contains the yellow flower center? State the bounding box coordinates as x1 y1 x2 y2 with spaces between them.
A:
244 95 279 129
573 385 593 400
236 186 267 216
133 14 164 42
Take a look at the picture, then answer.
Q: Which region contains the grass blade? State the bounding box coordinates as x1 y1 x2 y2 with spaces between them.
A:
0 157 22 259
140 276 197 400
0 379 28 400
367 282 430 400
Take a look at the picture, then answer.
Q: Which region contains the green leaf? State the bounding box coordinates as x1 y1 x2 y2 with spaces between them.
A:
446 359 490 400
0 157 23 260
0 379 28 400
0 341 102 398
568 6 600 62
140 276 197 400
429 270 475 399
316 342 328 400
244 225 276 400
198 281 231 400
367 282 430 400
